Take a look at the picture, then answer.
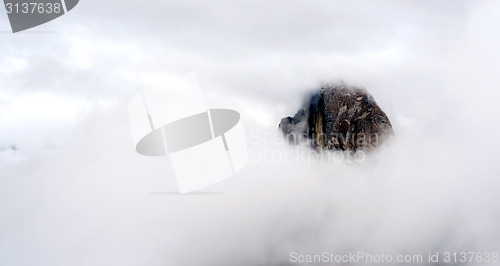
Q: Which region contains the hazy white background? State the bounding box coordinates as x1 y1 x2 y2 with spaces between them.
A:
1 0 499 265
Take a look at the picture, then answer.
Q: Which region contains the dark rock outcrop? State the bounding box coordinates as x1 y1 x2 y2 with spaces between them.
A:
279 84 393 151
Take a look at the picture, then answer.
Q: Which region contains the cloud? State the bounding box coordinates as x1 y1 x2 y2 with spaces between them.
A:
1 0 500 265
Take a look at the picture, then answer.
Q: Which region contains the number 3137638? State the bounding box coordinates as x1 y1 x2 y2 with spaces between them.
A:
5 3 62 14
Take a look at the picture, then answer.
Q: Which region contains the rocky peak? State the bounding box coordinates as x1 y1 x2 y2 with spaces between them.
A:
279 84 394 151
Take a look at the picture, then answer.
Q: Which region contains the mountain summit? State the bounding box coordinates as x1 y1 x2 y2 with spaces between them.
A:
279 84 394 151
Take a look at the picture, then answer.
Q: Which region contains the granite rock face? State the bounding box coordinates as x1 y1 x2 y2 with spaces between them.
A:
279 84 394 151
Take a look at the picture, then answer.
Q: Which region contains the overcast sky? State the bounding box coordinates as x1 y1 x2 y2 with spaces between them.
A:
1 1 500 265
